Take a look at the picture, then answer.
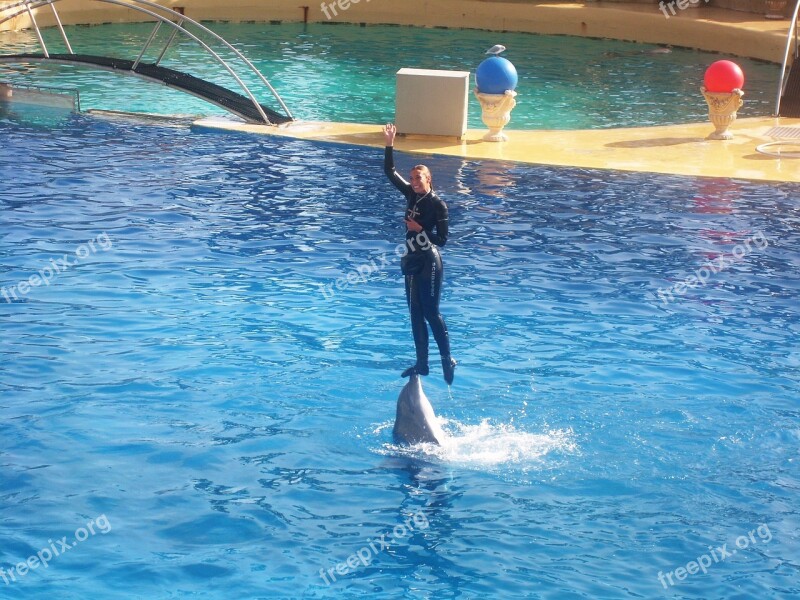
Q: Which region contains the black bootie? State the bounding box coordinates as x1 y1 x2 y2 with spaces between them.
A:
441 356 456 385
401 363 429 377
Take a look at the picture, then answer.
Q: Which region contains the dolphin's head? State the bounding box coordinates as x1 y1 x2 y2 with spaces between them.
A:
393 375 445 445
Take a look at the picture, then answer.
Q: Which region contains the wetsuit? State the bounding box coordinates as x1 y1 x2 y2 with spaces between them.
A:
384 146 455 382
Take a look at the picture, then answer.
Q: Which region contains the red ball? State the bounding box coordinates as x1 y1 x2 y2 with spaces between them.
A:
703 60 745 93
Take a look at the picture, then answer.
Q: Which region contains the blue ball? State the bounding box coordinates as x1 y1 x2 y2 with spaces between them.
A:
475 56 518 94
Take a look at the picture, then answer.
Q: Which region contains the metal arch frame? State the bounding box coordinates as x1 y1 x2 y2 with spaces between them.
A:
775 0 800 116
0 0 293 124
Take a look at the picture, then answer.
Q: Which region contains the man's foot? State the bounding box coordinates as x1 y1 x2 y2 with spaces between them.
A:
442 356 457 385
401 364 429 377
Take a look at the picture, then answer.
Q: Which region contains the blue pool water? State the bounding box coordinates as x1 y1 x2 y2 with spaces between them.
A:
1 110 799 599
0 22 780 128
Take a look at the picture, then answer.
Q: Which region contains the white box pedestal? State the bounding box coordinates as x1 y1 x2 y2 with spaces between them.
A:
395 68 470 139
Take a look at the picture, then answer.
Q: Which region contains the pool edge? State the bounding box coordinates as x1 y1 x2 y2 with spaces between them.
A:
192 116 800 184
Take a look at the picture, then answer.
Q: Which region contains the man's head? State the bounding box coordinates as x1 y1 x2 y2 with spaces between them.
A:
410 165 432 194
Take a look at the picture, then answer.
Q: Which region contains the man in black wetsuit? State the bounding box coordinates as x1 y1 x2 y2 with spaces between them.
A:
383 123 456 385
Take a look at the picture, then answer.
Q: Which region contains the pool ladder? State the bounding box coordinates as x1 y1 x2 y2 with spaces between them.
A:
0 0 294 124
776 0 800 117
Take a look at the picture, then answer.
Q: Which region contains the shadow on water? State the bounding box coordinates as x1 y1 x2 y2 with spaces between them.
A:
368 454 464 591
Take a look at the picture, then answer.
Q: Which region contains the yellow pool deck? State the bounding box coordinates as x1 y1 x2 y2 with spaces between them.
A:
195 116 800 183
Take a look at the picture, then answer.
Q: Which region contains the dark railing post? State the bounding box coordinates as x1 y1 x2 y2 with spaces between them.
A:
775 0 800 115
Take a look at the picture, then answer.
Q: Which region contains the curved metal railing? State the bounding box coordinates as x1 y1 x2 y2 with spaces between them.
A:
775 0 800 116
0 0 293 124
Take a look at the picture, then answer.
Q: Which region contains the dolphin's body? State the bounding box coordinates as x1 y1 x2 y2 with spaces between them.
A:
393 375 446 445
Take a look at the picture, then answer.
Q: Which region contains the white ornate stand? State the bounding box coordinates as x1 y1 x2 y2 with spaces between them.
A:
474 88 517 142
701 87 744 140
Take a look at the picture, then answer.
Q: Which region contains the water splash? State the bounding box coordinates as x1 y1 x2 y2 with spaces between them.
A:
373 419 577 469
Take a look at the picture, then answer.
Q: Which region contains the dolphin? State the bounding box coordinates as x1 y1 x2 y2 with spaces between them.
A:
393 374 446 445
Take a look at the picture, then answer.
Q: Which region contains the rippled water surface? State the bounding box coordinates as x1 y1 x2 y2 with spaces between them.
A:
0 22 779 128
0 112 798 598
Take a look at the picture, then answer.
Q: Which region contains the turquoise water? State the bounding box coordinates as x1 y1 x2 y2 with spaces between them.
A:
0 109 798 597
0 22 780 128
